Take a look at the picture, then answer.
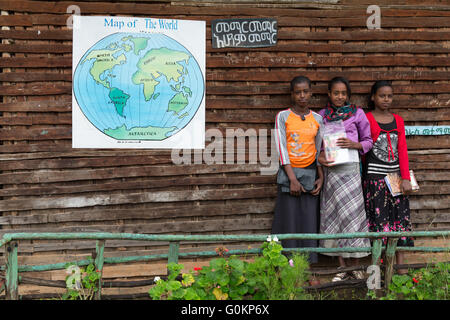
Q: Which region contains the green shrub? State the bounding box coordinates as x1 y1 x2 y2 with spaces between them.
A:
149 238 311 300
380 262 449 300
62 261 102 300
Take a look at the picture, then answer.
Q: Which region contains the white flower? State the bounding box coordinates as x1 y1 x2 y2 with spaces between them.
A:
266 235 272 242
273 235 279 242
154 276 161 282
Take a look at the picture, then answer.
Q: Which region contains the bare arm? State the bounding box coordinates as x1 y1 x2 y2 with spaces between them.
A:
310 165 324 196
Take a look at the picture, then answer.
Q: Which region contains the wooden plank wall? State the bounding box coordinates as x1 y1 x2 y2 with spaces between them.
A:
0 0 449 297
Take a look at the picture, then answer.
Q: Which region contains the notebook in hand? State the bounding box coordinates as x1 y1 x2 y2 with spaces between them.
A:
384 172 402 197
409 170 420 192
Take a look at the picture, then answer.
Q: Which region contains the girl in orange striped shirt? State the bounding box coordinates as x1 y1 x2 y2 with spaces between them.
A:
272 76 324 265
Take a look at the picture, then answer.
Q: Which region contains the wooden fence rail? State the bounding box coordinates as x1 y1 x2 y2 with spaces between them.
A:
0 231 449 300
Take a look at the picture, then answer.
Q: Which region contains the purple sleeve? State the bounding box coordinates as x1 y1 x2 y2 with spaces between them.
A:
355 109 373 155
318 108 326 119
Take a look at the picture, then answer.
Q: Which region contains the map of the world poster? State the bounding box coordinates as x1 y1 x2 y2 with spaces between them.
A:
72 16 205 148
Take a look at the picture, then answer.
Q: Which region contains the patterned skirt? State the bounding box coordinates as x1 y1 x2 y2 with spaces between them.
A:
363 177 414 247
319 163 371 258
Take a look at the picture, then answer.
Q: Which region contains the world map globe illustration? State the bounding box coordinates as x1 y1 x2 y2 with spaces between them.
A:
73 32 204 141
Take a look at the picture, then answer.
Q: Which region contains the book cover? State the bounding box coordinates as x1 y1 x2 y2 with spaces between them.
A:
322 120 358 166
323 131 347 164
384 172 402 197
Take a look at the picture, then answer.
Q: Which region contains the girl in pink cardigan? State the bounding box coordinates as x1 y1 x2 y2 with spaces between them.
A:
363 80 414 275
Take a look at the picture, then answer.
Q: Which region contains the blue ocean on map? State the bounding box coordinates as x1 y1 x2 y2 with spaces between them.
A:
73 32 204 140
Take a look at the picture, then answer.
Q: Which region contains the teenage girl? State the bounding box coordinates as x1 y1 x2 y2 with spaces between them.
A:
318 77 373 281
272 76 324 265
363 80 414 274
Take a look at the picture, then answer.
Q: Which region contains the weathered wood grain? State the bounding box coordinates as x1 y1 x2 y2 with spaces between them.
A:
1 178 446 198
0 30 72 40
208 43 450 53
3 163 252 184
411 211 450 224
2 83 450 97
2 24 450 41
0 14 33 26
0 127 72 141
0 114 71 125
0 142 75 154
0 148 447 170
206 84 450 95
0 84 72 96
1 42 448 54
2 15 450 30
207 70 450 82
204 109 450 123
0 163 264 185
0 1 449 16
0 155 173 170
0 216 275 233
1 70 450 84
0 175 276 197
0 99 72 112
407 136 450 150
410 153 450 162
0 148 443 171
206 96 450 109
0 0 449 288
0 127 448 148
0 199 276 225
0 186 277 211
410 197 450 210
0 0 449 16
3 55 450 70
0 57 72 68
0 72 71 82
1 137 445 156
277 30 450 41
3 95 447 113
0 43 73 53
207 55 450 68
0 95 447 115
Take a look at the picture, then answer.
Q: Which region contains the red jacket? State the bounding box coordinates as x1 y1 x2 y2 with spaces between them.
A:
365 112 411 181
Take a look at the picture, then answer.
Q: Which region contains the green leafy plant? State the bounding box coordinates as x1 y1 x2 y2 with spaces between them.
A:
149 238 311 300
246 239 310 300
62 261 102 300
379 262 449 300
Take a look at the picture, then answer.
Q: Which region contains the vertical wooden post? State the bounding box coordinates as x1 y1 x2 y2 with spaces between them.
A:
94 240 105 300
5 241 19 300
167 241 180 278
384 238 398 290
371 239 382 266
168 241 180 265
370 239 383 297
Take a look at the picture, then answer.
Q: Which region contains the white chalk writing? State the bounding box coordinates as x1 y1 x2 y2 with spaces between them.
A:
212 18 277 49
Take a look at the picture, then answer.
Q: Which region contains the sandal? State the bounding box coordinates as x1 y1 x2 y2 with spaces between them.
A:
351 270 365 280
332 267 350 282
